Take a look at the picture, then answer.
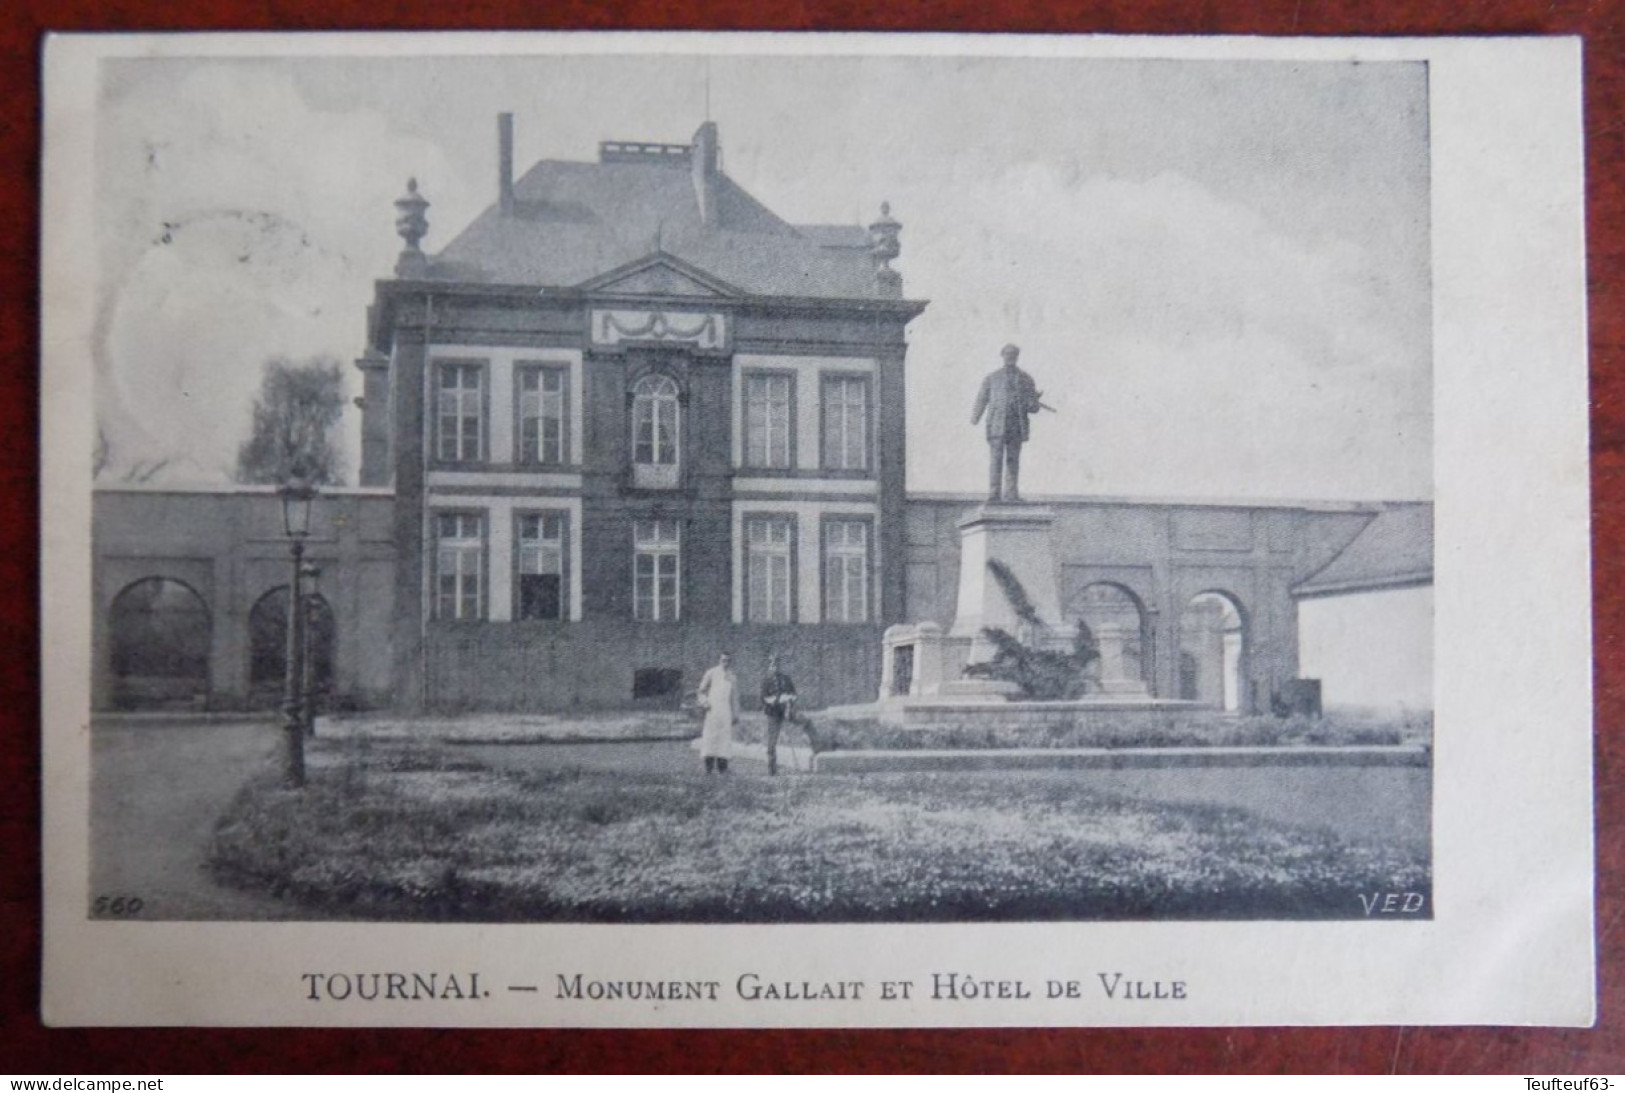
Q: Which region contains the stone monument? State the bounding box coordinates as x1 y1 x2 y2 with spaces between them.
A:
880 344 1069 700
970 343 1044 502
880 498 1074 701
867 345 1190 719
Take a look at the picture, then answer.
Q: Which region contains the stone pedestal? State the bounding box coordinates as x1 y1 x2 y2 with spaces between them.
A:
943 503 1070 696
950 503 1066 659
881 622 946 699
1092 622 1151 696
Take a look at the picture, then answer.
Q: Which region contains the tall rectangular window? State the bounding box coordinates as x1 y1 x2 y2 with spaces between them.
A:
633 519 680 621
743 372 793 469
517 365 568 466
436 361 484 463
822 375 869 471
823 518 870 623
435 512 484 620
745 515 794 623
515 512 567 620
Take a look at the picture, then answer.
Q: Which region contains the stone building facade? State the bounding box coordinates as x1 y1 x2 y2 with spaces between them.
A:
364 120 921 711
89 483 1426 714
88 118 1433 715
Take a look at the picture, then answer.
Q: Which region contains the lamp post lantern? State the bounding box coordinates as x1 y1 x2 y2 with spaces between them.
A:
278 480 316 788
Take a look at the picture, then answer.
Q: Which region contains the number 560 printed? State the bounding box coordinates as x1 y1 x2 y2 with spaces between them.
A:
91 895 144 917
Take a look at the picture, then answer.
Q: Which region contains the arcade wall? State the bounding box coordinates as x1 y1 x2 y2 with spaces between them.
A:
93 488 397 711
91 487 1391 714
904 495 1376 710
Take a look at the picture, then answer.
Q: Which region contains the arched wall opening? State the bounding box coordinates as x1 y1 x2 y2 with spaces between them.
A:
1066 581 1151 695
108 577 212 711
1179 590 1247 712
247 586 336 711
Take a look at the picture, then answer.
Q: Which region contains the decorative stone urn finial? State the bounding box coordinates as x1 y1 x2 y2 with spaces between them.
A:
394 177 430 278
869 201 902 298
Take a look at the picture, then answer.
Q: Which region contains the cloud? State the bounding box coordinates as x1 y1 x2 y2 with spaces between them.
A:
96 63 470 484
91 58 1430 502
102 212 360 480
897 161 1430 500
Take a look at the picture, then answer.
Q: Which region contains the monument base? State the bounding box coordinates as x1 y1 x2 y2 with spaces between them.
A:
949 503 1062 645
830 693 1204 732
877 499 1157 704
1093 677 1152 696
939 677 1024 700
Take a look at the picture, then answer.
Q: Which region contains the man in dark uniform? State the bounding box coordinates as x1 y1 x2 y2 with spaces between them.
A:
970 343 1045 502
760 653 797 776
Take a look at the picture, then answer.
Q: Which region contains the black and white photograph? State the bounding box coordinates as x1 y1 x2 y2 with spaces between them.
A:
40 33 1591 1026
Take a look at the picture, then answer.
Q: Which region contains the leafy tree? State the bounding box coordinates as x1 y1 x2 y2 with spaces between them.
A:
234 356 347 486
962 559 1100 700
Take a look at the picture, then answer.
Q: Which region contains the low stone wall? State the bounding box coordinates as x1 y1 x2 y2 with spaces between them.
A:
866 697 1201 732
814 745 1431 774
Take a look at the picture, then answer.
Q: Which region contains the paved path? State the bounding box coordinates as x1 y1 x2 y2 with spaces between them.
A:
91 719 310 920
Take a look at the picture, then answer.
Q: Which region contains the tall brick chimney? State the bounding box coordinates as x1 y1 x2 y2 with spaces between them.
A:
498 113 515 217
691 121 718 227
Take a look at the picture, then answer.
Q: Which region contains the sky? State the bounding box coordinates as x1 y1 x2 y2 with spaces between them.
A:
94 50 1431 501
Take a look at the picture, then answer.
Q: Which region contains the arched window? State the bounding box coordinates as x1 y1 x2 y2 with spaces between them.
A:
247 587 336 710
631 373 680 488
1179 591 1247 712
108 578 211 710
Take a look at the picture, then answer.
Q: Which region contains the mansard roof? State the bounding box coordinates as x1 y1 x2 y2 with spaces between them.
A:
428 154 886 300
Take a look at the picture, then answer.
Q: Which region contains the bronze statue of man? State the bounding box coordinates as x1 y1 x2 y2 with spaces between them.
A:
971 344 1044 502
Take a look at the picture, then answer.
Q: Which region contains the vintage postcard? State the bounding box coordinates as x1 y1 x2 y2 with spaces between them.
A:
40 33 1591 1026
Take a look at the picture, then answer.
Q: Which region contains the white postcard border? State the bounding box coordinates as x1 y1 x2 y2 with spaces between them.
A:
40 32 1593 1027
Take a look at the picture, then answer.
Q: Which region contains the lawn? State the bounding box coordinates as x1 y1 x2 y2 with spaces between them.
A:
209 738 1429 923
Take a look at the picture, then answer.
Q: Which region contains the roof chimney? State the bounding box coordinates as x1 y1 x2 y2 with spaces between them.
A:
691 121 718 227
498 113 515 217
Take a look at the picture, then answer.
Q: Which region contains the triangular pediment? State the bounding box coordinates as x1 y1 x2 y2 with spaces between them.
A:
576 252 744 299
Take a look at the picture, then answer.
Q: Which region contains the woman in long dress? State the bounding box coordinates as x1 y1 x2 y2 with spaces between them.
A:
696 652 740 774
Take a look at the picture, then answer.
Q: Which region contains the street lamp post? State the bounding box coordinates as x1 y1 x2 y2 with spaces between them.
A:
279 480 316 788
301 563 321 738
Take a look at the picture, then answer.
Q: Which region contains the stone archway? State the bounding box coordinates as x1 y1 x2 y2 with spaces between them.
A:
1179 591 1247 712
1068 582 1151 695
247 587 336 711
108 577 211 711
